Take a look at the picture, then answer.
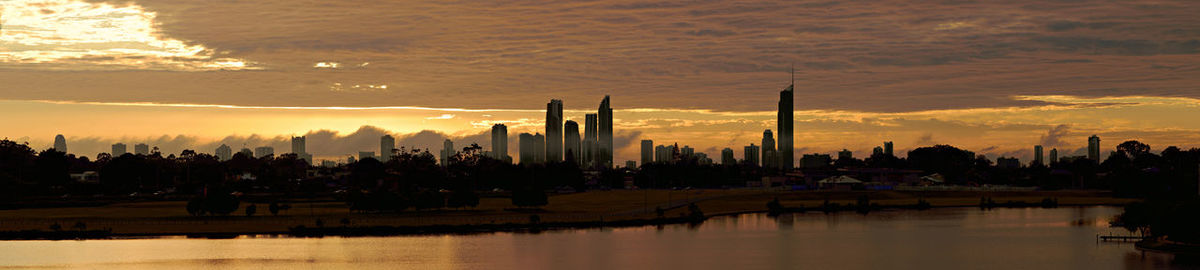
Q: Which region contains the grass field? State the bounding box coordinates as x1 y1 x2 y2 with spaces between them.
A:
0 189 1137 235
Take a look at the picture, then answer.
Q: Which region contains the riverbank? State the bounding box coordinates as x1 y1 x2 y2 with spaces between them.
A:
0 189 1136 239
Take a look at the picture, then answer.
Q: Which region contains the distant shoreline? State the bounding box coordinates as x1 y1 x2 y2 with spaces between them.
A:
0 190 1136 240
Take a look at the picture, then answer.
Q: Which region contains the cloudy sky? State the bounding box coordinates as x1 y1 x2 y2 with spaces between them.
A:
2 0 1199 163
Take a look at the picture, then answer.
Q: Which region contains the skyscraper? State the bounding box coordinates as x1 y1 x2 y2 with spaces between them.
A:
744 144 760 166
1049 148 1058 165
380 135 395 162
1034 145 1044 166
681 145 694 157
598 96 614 168
440 139 455 166
215 144 231 161
519 133 534 164
1088 135 1101 161
292 136 312 164
52 134 67 153
111 143 127 157
254 146 275 158
533 133 546 164
134 143 150 155
582 113 598 167
491 124 508 162
641 140 654 165
762 129 777 169
721 148 735 165
883 141 894 156
778 84 793 171
564 120 581 163
546 99 563 162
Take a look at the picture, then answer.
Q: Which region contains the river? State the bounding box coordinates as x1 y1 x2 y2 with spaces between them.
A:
0 207 1190 269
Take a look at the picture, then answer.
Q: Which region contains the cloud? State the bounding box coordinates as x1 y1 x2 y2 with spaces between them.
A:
1039 124 1071 148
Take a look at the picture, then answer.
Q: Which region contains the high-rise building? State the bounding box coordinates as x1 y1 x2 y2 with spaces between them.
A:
625 160 637 169
292 136 312 164
214 144 231 161
564 120 580 163
721 148 735 166
134 143 150 155
598 96 614 168
762 129 777 169
801 153 832 169
52 134 67 153
655 145 668 163
681 145 694 158
883 141 894 156
744 144 760 166
1049 148 1058 165
838 149 852 160
440 139 455 166
583 113 598 167
546 99 563 162
778 84 794 171
291 136 306 156
491 124 509 162
254 146 275 158
1088 135 1101 161
1033 145 1044 166
359 151 375 161
516 132 540 164
380 135 395 162
533 133 546 163
111 143 127 157
640 140 653 166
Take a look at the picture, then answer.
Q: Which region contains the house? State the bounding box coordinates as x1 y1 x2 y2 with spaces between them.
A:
818 175 863 190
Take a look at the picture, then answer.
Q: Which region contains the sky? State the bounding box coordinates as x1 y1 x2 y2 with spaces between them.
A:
1 0 1199 164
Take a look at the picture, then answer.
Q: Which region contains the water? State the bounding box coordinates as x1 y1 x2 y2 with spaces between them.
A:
0 207 1189 269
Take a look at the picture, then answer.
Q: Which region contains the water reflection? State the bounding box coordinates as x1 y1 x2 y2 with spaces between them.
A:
0 207 1193 269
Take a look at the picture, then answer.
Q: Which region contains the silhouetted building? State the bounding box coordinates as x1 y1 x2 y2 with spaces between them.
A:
292 136 312 164
1033 145 1044 166
655 145 669 163
320 160 337 168
546 99 563 162
255 146 275 158
641 140 653 165
838 149 852 160
440 139 454 166
681 145 694 158
721 148 735 165
626 160 637 169
380 135 395 162
564 120 580 163
884 141 894 156
997 157 1021 169
744 144 760 166
358 151 375 161
583 113 598 167
1049 148 1058 165
519 133 541 165
52 134 67 153
598 96 614 168
762 129 777 169
111 143 127 157
214 144 231 161
801 153 832 169
1088 135 1101 161
134 143 150 155
778 84 794 171
491 124 509 162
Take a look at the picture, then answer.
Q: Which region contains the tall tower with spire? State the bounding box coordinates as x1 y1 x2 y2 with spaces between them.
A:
778 69 794 171
598 95 614 168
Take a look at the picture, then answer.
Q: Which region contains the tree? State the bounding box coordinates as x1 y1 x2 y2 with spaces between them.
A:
245 204 257 217
1116 140 1151 158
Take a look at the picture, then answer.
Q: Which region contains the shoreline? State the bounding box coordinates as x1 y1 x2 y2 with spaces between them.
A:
0 203 1127 241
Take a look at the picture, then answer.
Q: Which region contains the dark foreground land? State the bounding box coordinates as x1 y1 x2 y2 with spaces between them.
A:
0 189 1134 239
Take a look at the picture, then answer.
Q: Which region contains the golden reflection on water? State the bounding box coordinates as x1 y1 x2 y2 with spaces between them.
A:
0 207 1192 270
